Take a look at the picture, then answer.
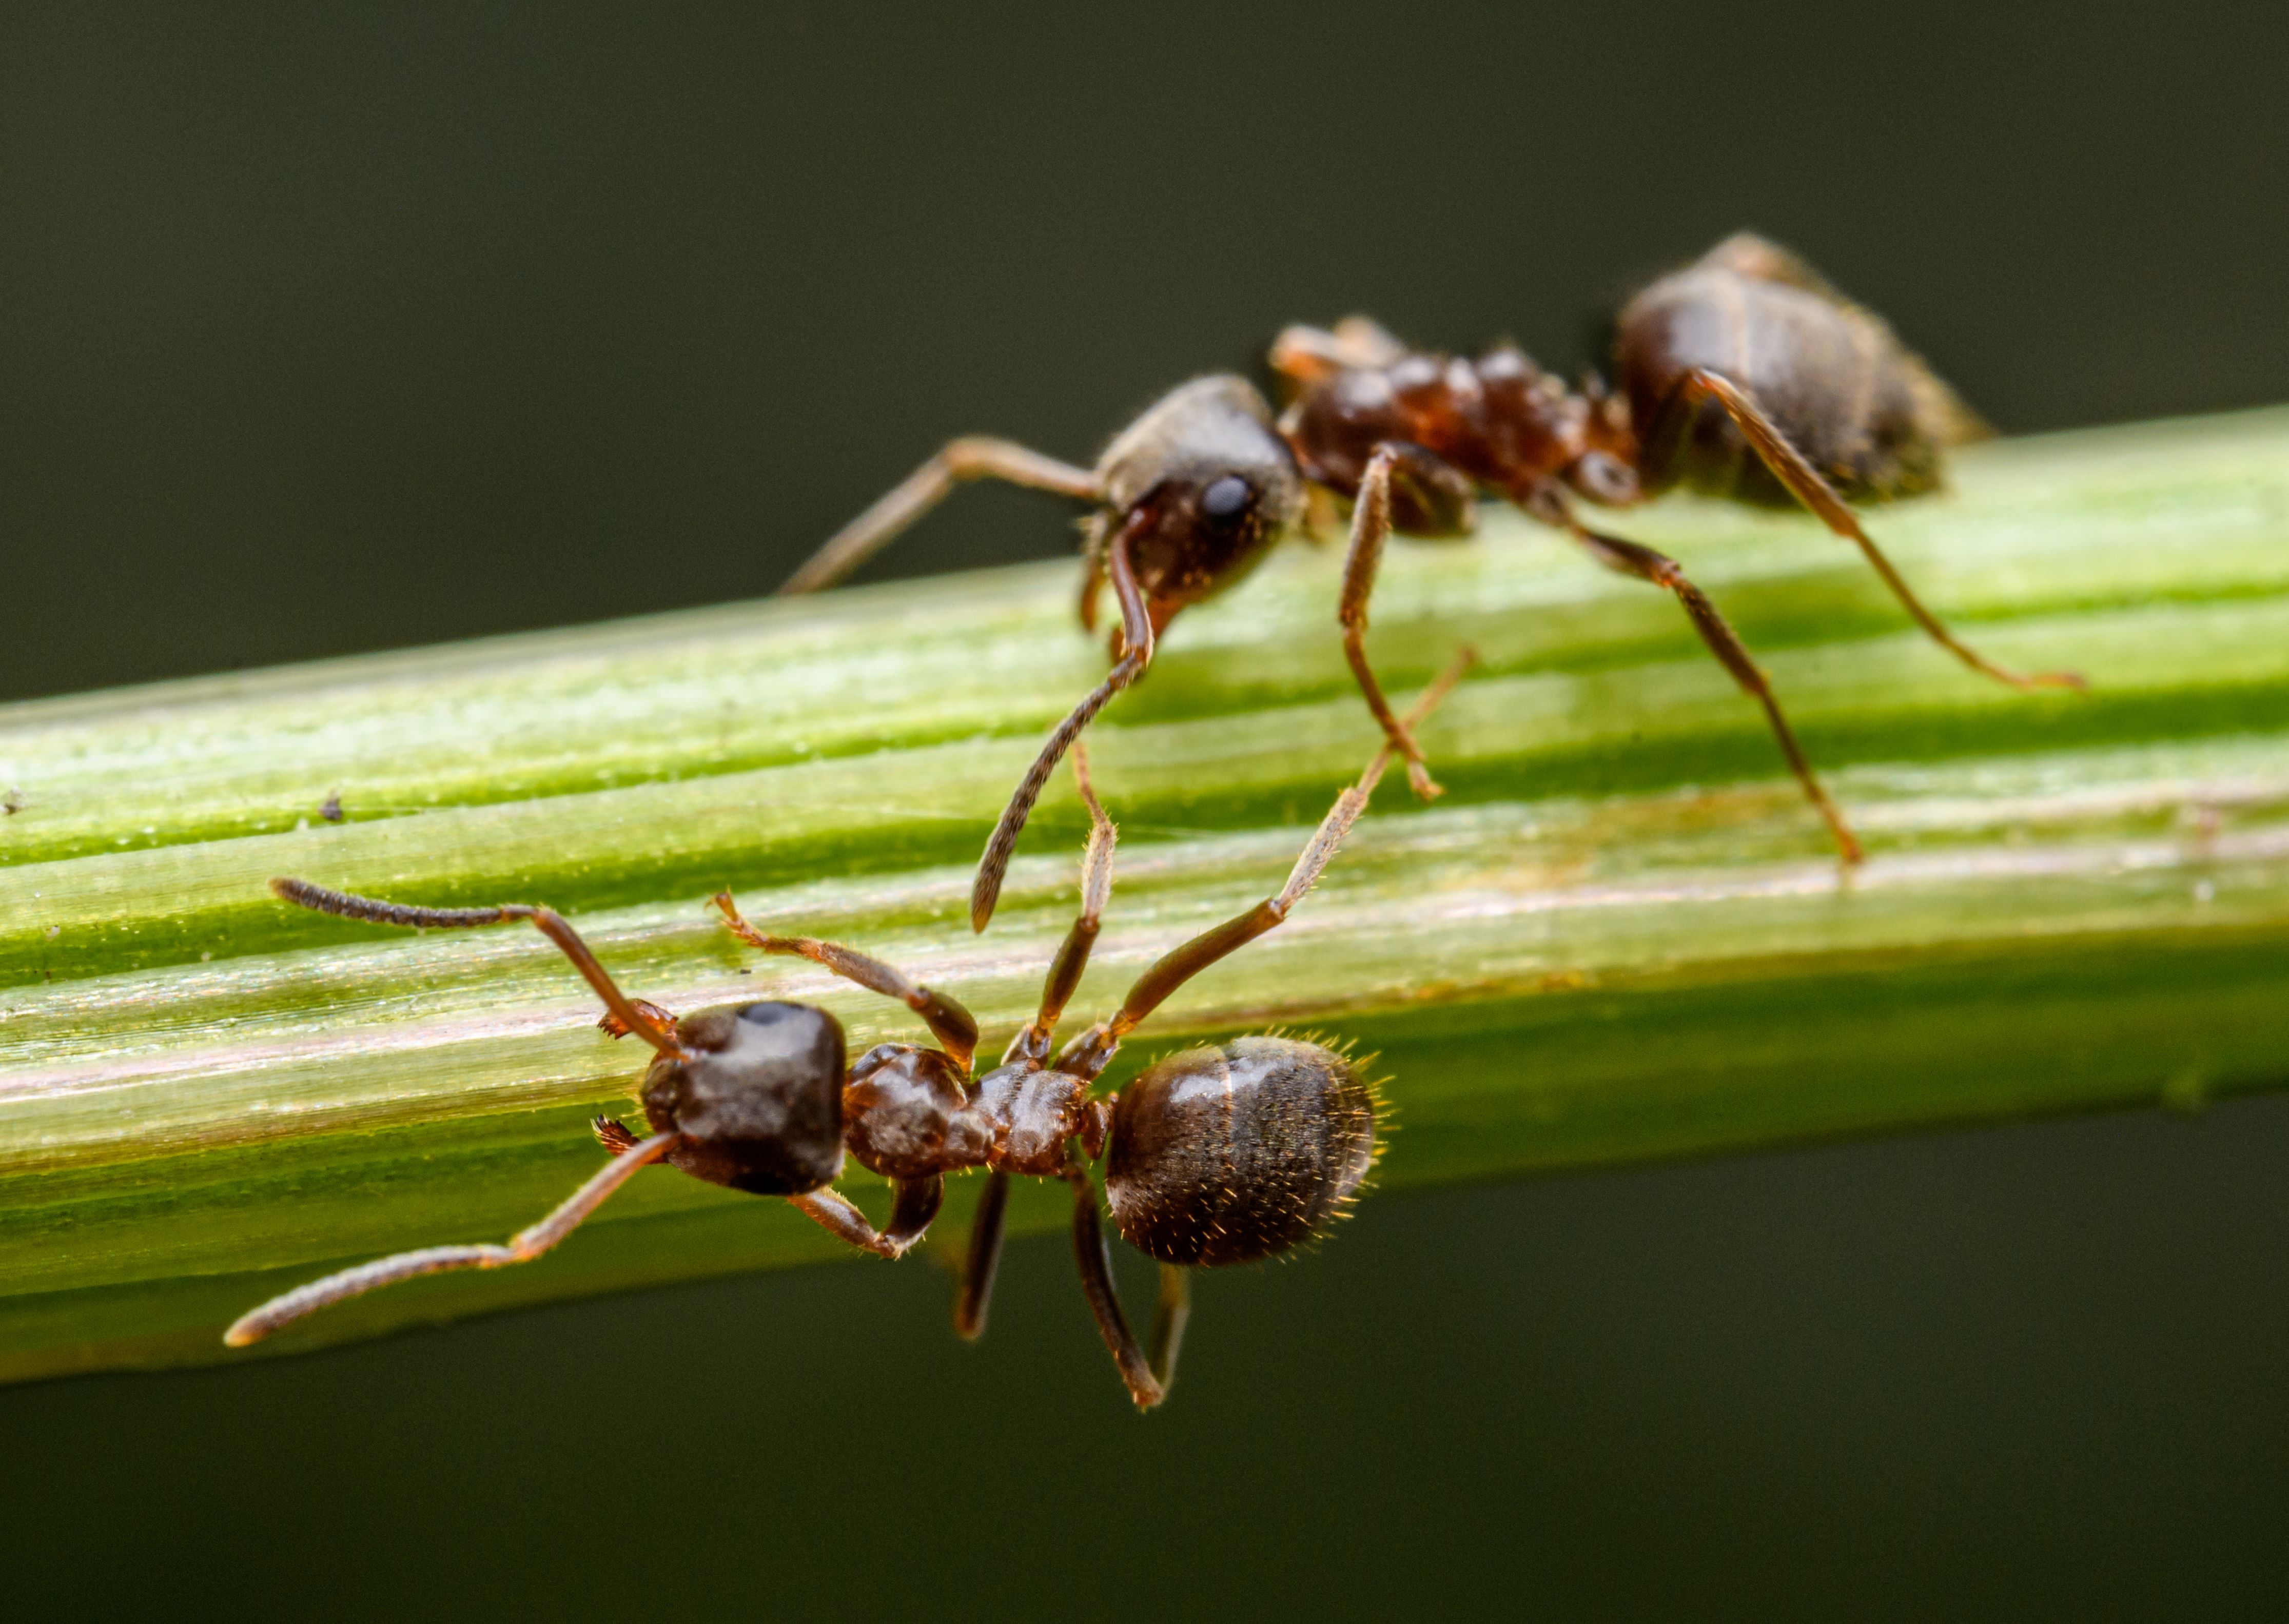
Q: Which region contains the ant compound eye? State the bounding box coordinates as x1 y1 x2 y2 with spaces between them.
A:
1200 475 1254 526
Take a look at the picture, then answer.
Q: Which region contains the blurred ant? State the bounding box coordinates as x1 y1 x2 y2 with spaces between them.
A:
224 653 1469 1408
782 232 2081 918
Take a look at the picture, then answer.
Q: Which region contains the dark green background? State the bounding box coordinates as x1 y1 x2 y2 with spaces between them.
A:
3 4 2285 1617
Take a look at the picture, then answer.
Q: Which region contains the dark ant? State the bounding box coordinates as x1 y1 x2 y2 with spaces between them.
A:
222 655 1468 1407
782 232 2081 918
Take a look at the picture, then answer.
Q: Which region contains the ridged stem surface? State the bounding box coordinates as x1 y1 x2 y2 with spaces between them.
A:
3 407 2286 1383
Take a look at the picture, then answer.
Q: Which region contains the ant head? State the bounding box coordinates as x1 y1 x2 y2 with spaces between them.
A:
1093 375 1303 617
640 1001 847 1195
1102 1035 1380 1266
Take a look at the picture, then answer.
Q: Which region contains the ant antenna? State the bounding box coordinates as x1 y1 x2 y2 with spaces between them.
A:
269 878 683 1056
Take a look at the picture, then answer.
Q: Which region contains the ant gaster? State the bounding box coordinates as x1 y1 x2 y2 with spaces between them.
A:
781 232 2081 915
223 655 1467 1408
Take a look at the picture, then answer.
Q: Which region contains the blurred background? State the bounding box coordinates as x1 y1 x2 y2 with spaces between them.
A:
2 3 2285 1617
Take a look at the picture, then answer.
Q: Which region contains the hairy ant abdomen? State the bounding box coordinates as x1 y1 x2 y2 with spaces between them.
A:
1104 1035 1379 1267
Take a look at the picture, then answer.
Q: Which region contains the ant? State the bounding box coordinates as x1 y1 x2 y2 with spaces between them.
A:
223 654 1469 1408
781 232 2081 921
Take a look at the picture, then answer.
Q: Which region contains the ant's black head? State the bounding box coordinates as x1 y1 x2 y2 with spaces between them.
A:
640 1001 847 1196
1092 376 1303 616
1103 1035 1379 1266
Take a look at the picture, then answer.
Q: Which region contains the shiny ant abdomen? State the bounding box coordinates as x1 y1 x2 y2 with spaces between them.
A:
224 655 1469 1408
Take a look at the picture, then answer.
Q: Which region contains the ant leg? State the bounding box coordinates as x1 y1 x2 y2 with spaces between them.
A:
1556 512 1864 865
1053 648 1473 1080
596 999 676 1041
593 1116 641 1154
1671 369 2082 691
1339 443 1478 799
969 644 1142 933
1008 741 1117 1063
953 1168 1011 1339
1148 1263 1191 1393
224 1131 680 1346
1269 315 1410 384
269 878 681 1057
1077 524 1109 633
1067 1165 1163 1410
710 892 979 1069
777 438 1100 595
789 1177 945 1260
970 505 1159 933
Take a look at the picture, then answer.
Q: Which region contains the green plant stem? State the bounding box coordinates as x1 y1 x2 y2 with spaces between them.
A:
3 406 2287 1384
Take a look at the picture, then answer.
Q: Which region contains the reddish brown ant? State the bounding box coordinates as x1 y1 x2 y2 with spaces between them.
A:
784 232 2081 919
223 655 1467 1407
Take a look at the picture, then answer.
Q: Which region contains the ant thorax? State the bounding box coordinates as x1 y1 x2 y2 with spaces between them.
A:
839 1042 1101 1184
1281 344 1634 514
842 1043 991 1181
968 1060 1099 1177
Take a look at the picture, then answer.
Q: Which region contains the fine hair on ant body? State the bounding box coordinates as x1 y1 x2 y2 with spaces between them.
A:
782 231 2081 917
224 653 1469 1408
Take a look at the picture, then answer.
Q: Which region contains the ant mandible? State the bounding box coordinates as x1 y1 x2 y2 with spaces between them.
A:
782 232 2082 919
223 654 1469 1408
